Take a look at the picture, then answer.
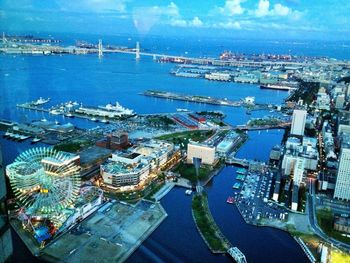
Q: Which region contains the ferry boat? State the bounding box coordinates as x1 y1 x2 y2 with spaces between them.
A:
33 97 50 106
226 196 235 204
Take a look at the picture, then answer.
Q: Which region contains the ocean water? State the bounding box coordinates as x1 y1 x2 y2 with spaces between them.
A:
1 35 345 262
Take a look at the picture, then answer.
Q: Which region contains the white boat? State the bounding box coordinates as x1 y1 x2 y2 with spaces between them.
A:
50 109 61 115
90 117 97 122
33 97 50 106
101 119 109 123
185 190 193 195
176 108 189 112
98 102 134 115
65 113 74 118
31 138 42 143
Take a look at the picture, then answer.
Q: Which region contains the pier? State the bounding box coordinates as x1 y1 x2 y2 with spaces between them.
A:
142 90 272 110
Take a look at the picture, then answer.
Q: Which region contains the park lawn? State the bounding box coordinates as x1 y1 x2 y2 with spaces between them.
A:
157 130 214 145
174 161 212 183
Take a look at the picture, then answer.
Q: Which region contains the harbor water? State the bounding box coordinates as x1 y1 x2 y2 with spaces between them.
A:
1 35 341 262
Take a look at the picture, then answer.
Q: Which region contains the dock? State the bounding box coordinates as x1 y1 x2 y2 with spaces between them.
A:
142 90 271 110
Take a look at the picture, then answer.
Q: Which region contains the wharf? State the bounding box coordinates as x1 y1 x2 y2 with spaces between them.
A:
142 90 271 110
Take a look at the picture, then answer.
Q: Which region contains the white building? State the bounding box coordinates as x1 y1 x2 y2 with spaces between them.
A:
334 142 350 201
187 142 216 165
290 109 307 136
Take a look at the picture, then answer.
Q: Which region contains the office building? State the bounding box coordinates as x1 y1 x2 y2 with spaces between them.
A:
187 141 216 165
334 142 350 201
290 109 307 136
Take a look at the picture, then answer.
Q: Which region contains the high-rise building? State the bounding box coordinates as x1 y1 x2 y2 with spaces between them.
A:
290 109 307 136
0 144 13 262
334 142 350 201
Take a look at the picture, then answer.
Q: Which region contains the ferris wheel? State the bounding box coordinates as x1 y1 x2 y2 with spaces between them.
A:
6 147 81 217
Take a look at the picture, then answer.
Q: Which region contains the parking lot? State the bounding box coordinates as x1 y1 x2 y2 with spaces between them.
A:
235 170 288 224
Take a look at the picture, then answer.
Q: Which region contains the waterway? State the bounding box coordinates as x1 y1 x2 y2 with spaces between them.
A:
0 35 335 262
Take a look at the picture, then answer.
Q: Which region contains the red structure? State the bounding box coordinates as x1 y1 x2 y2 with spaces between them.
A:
96 132 129 150
189 113 206 123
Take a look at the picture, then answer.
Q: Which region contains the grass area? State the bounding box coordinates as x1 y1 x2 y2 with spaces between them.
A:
54 138 94 153
192 193 228 252
317 208 350 244
286 80 320 105
248 118 282 127
332 249 350 263
174 161 212 183
156 129 215 149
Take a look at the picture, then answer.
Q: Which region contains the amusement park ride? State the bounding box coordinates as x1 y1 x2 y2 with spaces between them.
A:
6 148 103 247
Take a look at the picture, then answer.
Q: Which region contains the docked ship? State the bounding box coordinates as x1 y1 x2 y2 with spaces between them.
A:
98 102 134 115
260 84 297 91
32 97 50 106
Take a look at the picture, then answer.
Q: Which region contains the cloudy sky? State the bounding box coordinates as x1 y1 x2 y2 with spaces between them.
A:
0 0 349 40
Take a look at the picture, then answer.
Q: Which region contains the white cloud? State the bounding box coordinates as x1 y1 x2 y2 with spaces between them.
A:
255 0 270 17
254 0 296 17
190 16 203 27
272 3 290 16
216 0 245 16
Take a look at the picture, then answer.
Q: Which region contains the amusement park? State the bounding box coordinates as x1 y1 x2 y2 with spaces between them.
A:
6 148 103 248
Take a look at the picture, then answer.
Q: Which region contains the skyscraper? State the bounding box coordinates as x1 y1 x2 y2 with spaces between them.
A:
0 144 13 262
334 142 350 201
291 109 307 136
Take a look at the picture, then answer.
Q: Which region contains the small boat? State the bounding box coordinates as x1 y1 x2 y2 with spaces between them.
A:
65 113 74 118
232 183 241 189
185 190 192 195
31 137 41 144
176 108 189 112
101 118 109 124
227 196 234 204
90 117 97 122
237 168 247 174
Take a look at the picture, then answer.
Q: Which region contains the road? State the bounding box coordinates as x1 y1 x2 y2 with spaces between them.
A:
307 179 350 252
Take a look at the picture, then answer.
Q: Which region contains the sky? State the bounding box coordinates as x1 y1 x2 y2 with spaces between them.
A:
0 0 350 41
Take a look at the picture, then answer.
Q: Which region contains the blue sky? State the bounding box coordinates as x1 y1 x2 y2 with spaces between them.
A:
0 0 349 40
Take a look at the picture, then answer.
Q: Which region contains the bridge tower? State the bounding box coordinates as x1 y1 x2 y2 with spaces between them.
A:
98 39 103 58
136 41 140 60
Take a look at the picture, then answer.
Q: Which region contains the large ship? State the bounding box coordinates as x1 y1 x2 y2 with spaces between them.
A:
98 102 134 115
260 84 297 91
